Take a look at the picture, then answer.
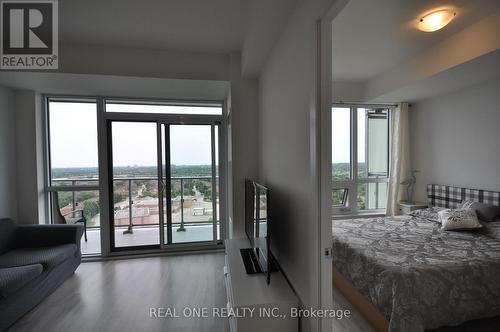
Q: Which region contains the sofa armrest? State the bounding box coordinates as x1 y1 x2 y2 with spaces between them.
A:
13 224 84 249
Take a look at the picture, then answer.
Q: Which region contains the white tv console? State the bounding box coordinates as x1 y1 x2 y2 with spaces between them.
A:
224 238 298 332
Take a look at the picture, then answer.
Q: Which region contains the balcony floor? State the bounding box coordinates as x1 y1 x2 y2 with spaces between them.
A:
81 224 219 255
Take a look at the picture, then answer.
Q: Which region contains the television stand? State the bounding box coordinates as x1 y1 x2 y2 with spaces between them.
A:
224 238 298 332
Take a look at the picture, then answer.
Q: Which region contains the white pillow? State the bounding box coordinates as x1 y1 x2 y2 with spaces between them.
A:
438 208 482 231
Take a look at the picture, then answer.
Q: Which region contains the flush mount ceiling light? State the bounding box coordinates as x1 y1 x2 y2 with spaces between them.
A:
418 9 456 32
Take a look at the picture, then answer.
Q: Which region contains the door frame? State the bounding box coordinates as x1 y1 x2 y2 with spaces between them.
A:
317 1 350 332
106 118 162 252
105 103 225 252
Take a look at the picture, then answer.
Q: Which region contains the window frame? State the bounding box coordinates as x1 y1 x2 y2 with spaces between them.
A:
43 95 228 257
332 103 394 215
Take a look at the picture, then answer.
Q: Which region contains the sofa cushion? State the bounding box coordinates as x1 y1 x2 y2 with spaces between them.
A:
0 264 43 298
0 219 16 255
0 244 78 269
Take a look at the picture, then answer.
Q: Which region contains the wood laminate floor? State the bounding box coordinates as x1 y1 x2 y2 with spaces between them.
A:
8 253 228 332
10 253 500 332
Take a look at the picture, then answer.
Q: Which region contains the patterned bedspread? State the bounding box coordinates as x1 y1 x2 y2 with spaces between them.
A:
332 215 500 332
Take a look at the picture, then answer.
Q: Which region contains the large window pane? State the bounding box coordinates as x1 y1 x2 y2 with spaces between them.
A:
48 100 101 255
357 108 366 178
358 108 389 178
53 189 101 255
332 107 351 180
48 100 98 185
367 109 389 176
357 182 388 210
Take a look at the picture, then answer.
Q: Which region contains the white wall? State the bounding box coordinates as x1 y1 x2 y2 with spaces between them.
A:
0 86 17 220
60 44 229 81
258 1 333 331
332 81 363 102
0 72 229 101
228 53 259 238
411 77 500 202
241 0 299 77
14 90 45 224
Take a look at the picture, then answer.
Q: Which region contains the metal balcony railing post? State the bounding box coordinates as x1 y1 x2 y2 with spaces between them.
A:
177 178 186 232
72 180 76 218
123 179 134 235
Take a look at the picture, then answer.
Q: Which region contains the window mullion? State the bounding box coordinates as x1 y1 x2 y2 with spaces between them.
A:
350 107 358 213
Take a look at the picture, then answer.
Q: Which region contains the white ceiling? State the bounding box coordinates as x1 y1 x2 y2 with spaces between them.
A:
61 0 244 53
371 49 500 103
332 0 500 82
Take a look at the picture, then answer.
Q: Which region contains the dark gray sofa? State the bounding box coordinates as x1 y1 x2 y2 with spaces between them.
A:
0 218 83 331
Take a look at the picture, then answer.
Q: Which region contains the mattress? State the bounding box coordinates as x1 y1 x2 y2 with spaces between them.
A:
332 215 500 332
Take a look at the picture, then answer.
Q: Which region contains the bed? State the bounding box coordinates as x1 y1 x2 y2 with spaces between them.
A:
332 184 500 332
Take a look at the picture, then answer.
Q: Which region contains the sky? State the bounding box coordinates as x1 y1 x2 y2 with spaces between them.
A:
49 102 217 168
112 122 212 166
50 102 363 168
106 103 222 115
332 107 365 164
50 102 99 168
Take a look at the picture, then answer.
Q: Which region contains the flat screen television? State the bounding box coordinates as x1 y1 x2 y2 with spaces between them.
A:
244 179 274 284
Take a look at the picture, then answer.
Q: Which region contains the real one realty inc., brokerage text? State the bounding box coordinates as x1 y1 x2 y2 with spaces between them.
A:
150 307 351 320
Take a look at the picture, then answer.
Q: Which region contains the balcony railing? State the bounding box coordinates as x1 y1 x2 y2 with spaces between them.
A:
51 176 219 230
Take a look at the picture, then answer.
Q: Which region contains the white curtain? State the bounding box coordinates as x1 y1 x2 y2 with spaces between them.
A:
387 102 411 216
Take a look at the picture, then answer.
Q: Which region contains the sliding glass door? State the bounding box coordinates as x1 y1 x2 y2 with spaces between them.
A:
168 124 218 244
106 102 223 251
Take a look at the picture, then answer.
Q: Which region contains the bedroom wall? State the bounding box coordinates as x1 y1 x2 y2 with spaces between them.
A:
0 85 17 220
411 77 500 202
332 81 364 103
